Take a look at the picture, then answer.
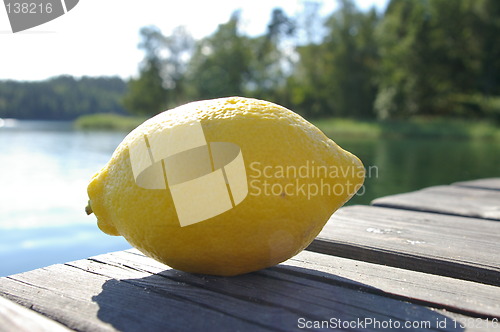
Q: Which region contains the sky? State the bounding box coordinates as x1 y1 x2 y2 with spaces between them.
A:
0 0 388 81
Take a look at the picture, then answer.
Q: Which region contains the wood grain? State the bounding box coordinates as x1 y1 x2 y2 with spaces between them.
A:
371 185 500 220
0 296 71 332
113 249 500 319
285 251 500 319
0 252 479 332
67 254 457 330
308 205 500 286
0 264 267 332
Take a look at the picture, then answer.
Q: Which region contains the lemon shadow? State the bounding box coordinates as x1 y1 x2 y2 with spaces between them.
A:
91 264 464 331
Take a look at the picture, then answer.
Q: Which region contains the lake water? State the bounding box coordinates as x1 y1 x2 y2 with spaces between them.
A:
338 135 500 206
1 119 499 276
0 120 131 277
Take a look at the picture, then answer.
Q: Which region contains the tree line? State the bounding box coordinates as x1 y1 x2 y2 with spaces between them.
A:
124 0 500 122
1 0 499 122
0 76 127 120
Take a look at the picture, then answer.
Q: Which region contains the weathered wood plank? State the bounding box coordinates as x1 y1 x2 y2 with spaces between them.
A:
371 185 500 220
114 249 500 319
307 205 500 286
0 276 111 332
454 178 500 191
285 251 500 319
70 252 479 331
0 265 269 332
0 296 71 332
0 252 479 332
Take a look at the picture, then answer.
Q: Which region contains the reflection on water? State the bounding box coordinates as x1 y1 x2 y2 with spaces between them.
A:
337 137 500 206
0 120 499 276
0 121 132 276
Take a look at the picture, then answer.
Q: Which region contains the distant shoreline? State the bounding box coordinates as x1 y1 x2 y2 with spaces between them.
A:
3 114 499 140
73 113 146 132
68 113 500 141
314 117 500 141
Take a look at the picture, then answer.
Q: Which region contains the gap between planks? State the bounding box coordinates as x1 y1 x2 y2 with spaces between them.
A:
0 250 492 332
307 205 500 287
121 249 500 319
371 185 500 221
453 178 500 192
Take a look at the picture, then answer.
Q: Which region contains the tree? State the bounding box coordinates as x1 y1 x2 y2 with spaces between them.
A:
123 26 194 115
122 26 169 116
323 0 380 118
290 0 379 118
375 0 500 119
123 2 500 121
186 12 252 99
0 76 127 120
162 26 194 106
247 8 296 105
375 0 447 118
287 2 330 118
122 62 167 116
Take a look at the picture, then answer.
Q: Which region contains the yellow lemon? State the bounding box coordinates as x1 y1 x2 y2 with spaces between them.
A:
87 97 364 276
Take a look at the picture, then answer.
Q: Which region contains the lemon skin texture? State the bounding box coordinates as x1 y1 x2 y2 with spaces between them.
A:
87 97 365 276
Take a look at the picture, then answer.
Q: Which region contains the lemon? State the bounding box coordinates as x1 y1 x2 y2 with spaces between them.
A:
87 97 364 276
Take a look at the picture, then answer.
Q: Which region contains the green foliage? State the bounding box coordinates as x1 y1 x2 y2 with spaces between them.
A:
3 1 500 125
122 60 168 116
299 0 380 118
314 117 500 140
0 76 126 120
74 113 145 131
122 26 169 116
375 0 500 120
314 118 381 138
122 26 195 116
186 12 252 100
246 8 296 105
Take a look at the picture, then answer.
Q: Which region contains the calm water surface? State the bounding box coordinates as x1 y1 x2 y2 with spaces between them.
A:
0 120 131 276
0 120 499 276
338 136 500 206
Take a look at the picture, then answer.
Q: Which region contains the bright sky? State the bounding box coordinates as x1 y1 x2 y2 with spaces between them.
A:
0 0 388 81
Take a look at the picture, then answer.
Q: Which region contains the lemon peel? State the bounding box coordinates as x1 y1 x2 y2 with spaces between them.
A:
87 97 364 276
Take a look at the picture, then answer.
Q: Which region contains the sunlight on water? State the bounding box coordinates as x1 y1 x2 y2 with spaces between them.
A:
0 121 132 276
0 118 18 128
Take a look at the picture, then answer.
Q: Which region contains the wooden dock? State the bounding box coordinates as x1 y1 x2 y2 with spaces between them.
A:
1 178 499 331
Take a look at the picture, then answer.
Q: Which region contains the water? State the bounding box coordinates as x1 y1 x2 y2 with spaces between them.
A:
337 136 500 206
0 120 132 276
0 120 499 277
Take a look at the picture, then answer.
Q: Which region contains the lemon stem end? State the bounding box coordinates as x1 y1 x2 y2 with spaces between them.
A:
85 201 93 215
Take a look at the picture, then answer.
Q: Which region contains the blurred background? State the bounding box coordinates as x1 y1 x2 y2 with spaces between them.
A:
1 0 499 276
